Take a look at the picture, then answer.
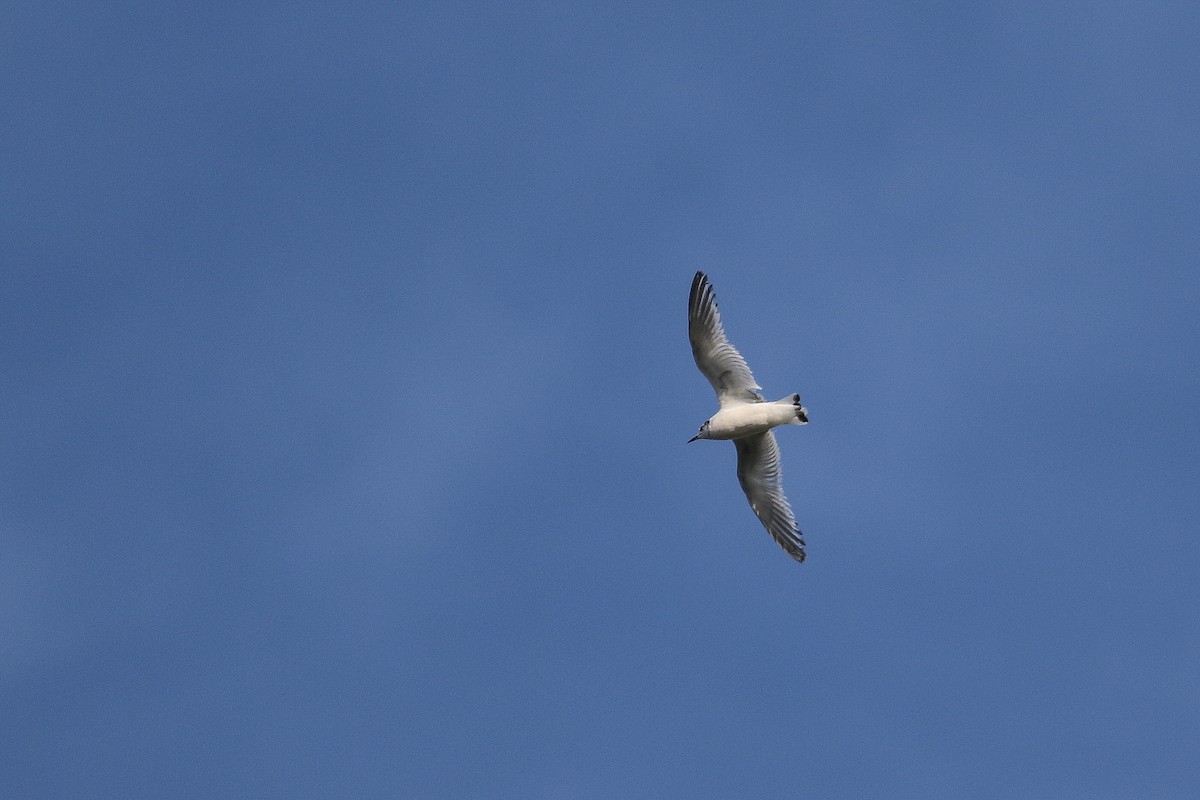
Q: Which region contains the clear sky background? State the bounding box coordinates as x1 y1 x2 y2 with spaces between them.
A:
4 3 1199 797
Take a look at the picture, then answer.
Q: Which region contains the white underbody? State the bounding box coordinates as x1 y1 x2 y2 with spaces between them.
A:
706 402 799 440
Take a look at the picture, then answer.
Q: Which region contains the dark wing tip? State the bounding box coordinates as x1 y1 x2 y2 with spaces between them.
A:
689 271 721 327
781 530 807 563
768 509 807 564
689 271 709 313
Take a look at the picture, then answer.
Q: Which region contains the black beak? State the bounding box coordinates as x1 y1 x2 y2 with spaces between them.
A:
687 435 700 443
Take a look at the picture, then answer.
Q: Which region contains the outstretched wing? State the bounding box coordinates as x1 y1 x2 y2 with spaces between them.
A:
688 271 762 407
733 432 806 563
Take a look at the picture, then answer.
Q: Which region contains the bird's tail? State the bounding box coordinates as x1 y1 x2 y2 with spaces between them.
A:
775 393 808 424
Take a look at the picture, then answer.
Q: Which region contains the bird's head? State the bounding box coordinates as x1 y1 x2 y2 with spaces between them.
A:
688 420 712 443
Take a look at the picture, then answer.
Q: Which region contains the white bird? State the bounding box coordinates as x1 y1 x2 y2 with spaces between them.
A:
687 271 809 563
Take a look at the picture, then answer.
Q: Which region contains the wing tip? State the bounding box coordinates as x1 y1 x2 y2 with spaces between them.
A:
770 520 807 564
784 535 807 564
689 271 711 311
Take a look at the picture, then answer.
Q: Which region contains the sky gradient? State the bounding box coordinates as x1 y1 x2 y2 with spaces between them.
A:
4 3 1200 797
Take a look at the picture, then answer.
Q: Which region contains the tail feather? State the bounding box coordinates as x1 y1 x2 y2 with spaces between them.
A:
775 392 808 424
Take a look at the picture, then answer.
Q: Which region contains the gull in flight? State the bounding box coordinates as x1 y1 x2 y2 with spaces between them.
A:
687 271 809 563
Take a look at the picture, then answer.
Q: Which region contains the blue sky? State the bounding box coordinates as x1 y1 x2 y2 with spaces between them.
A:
4 2 1199 797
